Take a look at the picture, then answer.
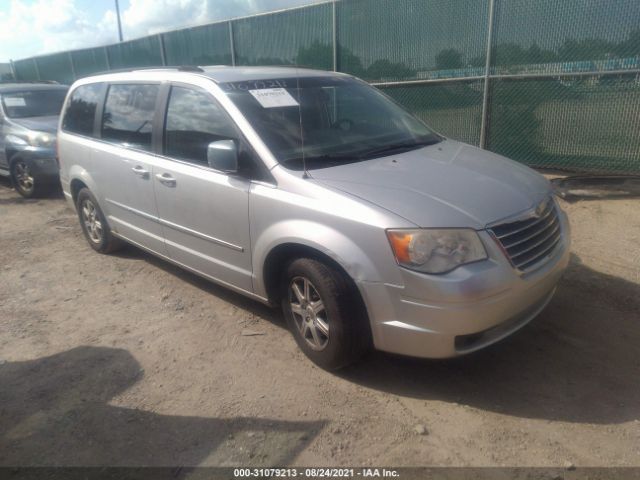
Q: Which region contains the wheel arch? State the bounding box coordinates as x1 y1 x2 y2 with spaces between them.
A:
262 241 373 343
6 147 21 166
6 151 24 187
70 178 88 205
67 165 100 208
262 242 353 304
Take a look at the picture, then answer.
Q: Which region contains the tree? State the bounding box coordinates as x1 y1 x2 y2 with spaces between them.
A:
296 41 365 76
435 49 463 69
365 59 415 80
557 38 615 62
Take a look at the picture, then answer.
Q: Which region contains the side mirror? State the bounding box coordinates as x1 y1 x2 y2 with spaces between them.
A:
207 139 238 173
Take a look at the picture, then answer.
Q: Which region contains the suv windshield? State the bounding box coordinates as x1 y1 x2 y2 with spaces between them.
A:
1 89 67 119
221 76 441 170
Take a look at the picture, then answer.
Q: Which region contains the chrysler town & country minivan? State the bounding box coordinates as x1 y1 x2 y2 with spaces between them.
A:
58 66 570 369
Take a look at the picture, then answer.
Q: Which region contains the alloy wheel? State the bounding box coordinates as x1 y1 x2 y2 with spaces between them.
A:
81 199 103 244
289 276 329 351
14 161 34 194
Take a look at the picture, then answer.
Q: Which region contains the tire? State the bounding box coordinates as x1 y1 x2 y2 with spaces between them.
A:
10 159 50 198
76 188 124 254
281 258 370 370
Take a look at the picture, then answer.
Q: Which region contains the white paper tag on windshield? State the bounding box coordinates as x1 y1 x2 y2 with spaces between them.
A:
4 97 26 107
249 88 299 108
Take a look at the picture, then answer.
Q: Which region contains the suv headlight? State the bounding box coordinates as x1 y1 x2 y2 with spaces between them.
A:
5 132 55 148
386 228 487 274
27 131 55 147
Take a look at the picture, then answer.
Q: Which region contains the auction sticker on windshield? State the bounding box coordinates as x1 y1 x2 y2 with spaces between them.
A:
249 88 299 108
4 97 26 107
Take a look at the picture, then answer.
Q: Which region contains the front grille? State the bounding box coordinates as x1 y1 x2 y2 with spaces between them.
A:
489 198 562 272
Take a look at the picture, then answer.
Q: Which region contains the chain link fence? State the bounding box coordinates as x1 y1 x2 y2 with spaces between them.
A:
9 0 640 173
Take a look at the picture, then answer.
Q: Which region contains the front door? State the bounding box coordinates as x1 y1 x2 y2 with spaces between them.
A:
152 85 253 293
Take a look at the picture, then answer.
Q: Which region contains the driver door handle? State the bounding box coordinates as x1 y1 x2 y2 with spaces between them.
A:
156 172 177 187
131 165 150 178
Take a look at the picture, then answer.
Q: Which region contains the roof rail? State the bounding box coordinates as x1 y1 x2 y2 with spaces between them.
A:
88 65 207 76
0 80 60 84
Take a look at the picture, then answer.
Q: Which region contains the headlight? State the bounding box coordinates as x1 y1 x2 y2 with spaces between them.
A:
27 131 55 147
386 228 487 274
5 134 28 146
4 132 55 148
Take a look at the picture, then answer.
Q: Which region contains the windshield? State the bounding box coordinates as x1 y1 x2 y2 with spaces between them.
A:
221 76 441 170
1 89 67 119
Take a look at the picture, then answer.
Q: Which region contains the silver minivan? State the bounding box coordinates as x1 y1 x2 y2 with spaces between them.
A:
58 66 570 369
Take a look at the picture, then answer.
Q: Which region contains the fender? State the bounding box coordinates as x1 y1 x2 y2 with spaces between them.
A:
251 219 402 299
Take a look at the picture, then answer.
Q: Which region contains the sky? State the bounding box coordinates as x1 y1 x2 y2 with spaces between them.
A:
0 0 326 62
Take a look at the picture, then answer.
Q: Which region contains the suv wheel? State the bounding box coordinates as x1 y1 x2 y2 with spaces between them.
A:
76 188 123 254
281 258 369 370
11 159 45 198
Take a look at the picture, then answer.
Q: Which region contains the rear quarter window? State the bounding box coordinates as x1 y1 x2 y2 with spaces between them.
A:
62 83 103 136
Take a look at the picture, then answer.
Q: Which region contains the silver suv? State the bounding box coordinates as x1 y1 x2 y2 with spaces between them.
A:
58 67 570 369
0 83 68 197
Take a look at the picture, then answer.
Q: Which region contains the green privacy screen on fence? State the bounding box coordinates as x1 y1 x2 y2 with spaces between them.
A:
337 0 489 82
70 48 109 78
10 0 640 173
106 36 164 69
34 52 74 84
233 3 333 69
163 22 232 66
384 81 485 147
13 59 38 82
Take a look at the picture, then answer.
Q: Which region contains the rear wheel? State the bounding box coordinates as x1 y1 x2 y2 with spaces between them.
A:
281 258 369 370
76 188 123 254
11 159 48 198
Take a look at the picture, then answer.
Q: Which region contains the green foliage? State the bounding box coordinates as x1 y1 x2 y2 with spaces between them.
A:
435 49 464 69
363 59 416 81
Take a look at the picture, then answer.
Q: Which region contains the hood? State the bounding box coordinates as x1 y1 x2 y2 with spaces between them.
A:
308 140 551 230
10 115 59 134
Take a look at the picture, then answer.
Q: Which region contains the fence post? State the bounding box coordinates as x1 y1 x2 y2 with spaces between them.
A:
228 21 236 66
68 52 77 81
159 34 167 66
479 0 497 149
104 46 112 71
33 58 41 80
332 0 338 72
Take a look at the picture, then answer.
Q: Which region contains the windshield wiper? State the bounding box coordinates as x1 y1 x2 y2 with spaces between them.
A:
280 153 359 169
280 138 442 169
356 138 442 160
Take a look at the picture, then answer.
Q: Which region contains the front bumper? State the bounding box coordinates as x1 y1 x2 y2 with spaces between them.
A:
12 146 59 181
358 207 571 359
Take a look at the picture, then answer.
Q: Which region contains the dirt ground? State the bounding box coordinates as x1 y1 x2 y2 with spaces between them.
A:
0 175 639 468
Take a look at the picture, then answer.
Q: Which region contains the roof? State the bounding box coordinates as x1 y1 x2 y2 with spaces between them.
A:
0 83 69 93
74 65 346 85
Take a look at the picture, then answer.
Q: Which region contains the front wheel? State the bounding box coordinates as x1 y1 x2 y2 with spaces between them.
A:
11 159 49 198
281 258 369 370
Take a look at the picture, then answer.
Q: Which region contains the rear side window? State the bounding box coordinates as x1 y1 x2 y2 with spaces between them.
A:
164 86 237 166
101 84 159 152
62 84 102 136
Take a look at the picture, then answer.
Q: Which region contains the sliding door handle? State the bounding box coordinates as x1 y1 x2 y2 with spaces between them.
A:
155 173 177 187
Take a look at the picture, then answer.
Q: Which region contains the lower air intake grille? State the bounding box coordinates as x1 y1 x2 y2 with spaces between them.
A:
489 198 562 272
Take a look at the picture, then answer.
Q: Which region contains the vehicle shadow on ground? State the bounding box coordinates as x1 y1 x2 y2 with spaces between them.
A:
0 346 324 466
341 254 640 425
112 244 640 425
0 176 64 204
112 245 284 328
